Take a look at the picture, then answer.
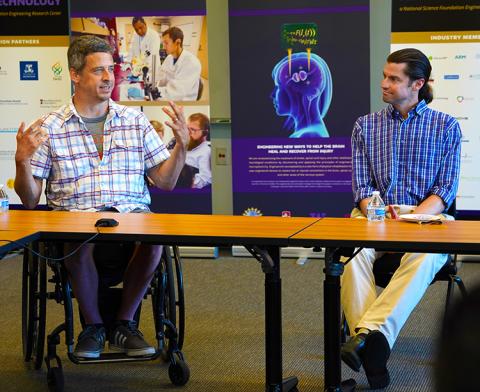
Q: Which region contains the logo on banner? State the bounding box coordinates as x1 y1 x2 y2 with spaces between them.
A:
309 212 326 218
51 61 63 80
469 74 480 80
443 74 460 80
428 55 448 61
40 98 63 108
454 55 467 60
456 96 474 103
0 65 6 76
243 207 263 216
20 61 38 80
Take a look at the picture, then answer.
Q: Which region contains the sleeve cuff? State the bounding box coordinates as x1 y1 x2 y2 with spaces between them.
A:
430 187 454 208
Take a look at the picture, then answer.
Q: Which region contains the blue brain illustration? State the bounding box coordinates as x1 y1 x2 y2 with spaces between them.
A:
272 52 332 138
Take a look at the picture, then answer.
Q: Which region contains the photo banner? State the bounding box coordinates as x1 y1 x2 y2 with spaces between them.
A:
391 0 480 218
0 0 71 205
229 0 370 217
71 0 211 214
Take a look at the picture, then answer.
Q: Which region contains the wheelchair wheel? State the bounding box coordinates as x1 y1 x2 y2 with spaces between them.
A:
22 243 47 369
168 358 190 386
164 246 177 328
172 246 185 350
152 247 177 356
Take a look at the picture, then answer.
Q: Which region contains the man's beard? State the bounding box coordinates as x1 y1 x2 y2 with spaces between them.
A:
188 138 203 151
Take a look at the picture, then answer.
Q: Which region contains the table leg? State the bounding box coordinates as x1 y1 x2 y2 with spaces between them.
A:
245 245 298 392
323 248 356 392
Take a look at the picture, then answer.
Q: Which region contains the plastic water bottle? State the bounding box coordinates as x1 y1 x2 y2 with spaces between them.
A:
367 191 385 222
0 185 8 212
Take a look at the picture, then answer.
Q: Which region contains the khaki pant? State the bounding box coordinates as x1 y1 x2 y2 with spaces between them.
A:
341 207 451 348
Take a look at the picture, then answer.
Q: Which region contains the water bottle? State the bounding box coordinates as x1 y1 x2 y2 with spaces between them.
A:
0 184 9 212
367 191 385 221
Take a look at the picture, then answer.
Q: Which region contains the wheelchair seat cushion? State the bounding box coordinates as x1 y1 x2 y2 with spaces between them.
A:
94 242 136 288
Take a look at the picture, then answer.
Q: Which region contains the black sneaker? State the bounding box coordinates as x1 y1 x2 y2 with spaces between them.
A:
109 320 155 356
74 325 106 359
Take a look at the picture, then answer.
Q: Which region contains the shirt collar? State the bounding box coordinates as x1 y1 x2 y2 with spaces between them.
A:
63 97 123 123
387 99 428 120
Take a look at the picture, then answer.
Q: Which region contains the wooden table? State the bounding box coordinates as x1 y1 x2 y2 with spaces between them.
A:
0 210 320 392
290 217 480 391
0 229 40 256
289 217 480 254
6 212 480 391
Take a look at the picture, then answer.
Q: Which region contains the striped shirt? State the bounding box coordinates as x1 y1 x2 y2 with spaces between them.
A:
31 98 170 212
352 100 461 209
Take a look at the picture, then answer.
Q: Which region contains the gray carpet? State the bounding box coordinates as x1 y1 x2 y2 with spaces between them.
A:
0 250 479 391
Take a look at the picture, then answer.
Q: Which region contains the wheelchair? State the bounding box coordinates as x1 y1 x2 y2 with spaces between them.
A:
21 240 188 392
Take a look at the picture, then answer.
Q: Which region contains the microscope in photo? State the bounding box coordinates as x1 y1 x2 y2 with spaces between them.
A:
142 50 161 101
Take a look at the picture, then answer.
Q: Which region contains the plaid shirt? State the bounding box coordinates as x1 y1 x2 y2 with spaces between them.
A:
352 100 461 209
31 99 170 212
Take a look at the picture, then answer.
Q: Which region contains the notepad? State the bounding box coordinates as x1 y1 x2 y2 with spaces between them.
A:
399 214 442 224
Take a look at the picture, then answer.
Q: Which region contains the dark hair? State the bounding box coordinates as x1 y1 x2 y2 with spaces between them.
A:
132 16 146 26
189 113 210 136
436 285 480 391
68 35 113 72
162 26 184 47
387 48 433 104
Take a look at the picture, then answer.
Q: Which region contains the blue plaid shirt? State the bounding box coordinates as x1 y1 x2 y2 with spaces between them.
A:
352 100 461 209
31 99 170 212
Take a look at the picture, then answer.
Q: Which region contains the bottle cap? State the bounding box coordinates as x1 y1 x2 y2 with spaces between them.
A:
372 190 379 195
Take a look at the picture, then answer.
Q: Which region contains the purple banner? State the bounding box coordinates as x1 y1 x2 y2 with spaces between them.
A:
229 0 369 217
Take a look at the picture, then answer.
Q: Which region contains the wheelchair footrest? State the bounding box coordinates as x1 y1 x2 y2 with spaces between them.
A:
69 350 161 364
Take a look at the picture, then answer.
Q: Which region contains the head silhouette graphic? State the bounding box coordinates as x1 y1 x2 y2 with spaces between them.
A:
272 52 332 138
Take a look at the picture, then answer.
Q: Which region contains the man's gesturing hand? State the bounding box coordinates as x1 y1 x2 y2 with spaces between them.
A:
15 119 48 163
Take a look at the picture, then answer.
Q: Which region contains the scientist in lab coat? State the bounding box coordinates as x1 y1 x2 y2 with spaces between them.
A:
156 26 202 101
126 17 160 81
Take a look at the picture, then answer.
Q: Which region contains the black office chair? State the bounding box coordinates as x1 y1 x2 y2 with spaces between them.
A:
22 242 188 392
342 200 467 341
372 252 467 322
373 200 467 319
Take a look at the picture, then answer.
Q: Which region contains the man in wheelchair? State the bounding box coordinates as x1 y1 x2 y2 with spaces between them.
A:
14 35 189 359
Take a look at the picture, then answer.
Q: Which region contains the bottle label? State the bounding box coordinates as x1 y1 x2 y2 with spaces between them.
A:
1 199 8 210
374 208 385 216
